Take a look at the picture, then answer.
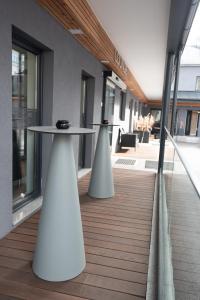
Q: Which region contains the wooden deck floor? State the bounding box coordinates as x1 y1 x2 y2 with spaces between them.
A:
113 141 174 161
0 169 155 300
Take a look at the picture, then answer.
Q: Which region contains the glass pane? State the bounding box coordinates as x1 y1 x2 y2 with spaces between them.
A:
79 77 87 169
104 83 115 145
12 45 40 208
164 132 200 298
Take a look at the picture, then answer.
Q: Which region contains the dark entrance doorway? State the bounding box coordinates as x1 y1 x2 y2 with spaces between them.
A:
78 73 95 169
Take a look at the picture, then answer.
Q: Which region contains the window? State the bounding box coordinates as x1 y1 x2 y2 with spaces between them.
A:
104 81 115 145
12 43 41 210
119 91 126 121
196 76 200 91
150 109 161 123
134 101 138 116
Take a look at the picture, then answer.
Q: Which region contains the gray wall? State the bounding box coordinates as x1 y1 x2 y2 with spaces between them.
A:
178 65 200 91
0 0 105 238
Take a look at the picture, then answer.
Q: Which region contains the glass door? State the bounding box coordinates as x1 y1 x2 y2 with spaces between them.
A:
79 76 87 169
104 81 115 145
190 111 199 136
12 45 41 209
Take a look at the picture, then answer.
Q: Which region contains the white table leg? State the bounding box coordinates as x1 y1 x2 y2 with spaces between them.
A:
88 126 114 198
33 134 85 281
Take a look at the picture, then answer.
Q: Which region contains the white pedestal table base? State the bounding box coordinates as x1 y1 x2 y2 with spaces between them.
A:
88 126 114 198
33 134 85 281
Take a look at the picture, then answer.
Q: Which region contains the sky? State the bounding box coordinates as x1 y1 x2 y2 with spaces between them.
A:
181 4 200 65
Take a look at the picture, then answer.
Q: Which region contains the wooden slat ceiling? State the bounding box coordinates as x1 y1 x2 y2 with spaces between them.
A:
37 0 148 103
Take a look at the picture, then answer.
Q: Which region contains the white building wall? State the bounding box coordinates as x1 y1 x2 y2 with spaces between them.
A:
178 65 200 91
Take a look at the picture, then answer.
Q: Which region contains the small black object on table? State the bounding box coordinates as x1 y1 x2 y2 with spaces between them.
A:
56 120 71 129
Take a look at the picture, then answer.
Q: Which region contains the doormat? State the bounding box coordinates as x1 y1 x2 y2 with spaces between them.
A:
115 159 136 165
145 160 174 171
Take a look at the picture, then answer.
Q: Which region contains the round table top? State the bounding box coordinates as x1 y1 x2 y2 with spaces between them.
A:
90 123 119 127
28 126 96 135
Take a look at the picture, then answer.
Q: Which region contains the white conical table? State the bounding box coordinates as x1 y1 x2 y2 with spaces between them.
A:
88 124 119 199
28 126 95 282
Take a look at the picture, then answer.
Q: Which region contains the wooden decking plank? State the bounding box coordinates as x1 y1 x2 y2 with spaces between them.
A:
0 239 34 252
0 244 148 274
13 225 151 242
22 218 151 237
6 230 150 250
0 267 144 300
84 231 149 248
0 254 146 285
81 202 153 214
73 272 146 297
27 214 151 230
1 265 146 298
84 237 149 255
32 211 152 227
0 277 86 300
0 169 155 299
0 242 149 265
16 223 149 255
83 226 151 242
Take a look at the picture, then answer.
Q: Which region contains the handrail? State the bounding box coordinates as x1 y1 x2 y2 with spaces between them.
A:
165 126 200 198
158 172 175 300
146 172 175 300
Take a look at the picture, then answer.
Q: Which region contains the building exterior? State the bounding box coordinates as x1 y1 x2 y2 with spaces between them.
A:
0 0 199 298
0 0 145 239
175 65 200 136
148 64 200 136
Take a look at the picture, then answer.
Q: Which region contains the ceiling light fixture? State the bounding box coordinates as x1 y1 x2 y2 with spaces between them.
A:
68 29 84 35
101 60 110 64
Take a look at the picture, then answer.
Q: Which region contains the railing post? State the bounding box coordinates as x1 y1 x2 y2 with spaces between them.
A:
158 52 175 173
170 50 182 136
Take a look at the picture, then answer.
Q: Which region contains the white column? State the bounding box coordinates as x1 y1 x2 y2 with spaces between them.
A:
88 126 114 198
33 134 85 281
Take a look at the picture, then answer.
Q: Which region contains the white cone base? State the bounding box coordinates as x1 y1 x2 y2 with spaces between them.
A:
88 126 114 198
32 135 86 281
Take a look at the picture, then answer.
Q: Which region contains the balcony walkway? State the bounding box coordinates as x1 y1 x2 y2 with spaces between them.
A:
0 169 155 300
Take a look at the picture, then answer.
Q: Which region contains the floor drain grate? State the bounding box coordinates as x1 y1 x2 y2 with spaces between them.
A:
115 159 136 165
145 160 174 170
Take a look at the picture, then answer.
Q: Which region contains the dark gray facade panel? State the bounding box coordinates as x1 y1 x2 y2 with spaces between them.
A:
0 15 13 238
0 0 105 238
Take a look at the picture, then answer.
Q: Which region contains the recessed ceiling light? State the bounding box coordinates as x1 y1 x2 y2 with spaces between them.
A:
68 29 84 35
101 60 110 64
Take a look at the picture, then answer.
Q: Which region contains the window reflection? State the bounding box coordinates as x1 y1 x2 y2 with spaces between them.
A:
104 81 115 145
12 45 40 208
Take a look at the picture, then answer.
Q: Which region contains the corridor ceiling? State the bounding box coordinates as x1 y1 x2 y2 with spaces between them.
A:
38 0 198 103
87 0 171 101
